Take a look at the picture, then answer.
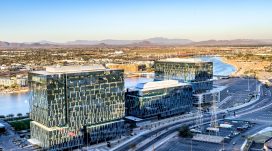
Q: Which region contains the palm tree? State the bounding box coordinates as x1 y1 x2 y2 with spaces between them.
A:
7 114 14 119
17 113 23 117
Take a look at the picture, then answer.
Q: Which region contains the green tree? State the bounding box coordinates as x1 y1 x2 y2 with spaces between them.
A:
17 113 23 117
178 125 193 138
9 119 31 131
7 114 14 118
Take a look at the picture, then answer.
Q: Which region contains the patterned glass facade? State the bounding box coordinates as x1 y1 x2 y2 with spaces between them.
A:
125 81 193 118
29 67 125 150
154 59 213 93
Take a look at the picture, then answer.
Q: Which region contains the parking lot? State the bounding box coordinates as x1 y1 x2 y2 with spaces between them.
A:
0 120 35 151
214 78 259 109
201 119 253 141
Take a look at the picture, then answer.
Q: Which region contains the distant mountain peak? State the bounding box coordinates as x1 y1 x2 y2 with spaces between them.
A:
1 38 272 48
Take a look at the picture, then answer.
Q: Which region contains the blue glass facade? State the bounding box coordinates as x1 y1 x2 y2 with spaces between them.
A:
28 66 125 150
125 81 193 119
154 58 213 93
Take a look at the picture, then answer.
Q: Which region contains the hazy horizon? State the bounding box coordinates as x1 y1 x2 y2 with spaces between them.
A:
1 0 272 42
3 37 272 44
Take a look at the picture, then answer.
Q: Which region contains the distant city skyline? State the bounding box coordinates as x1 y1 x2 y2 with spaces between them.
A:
1 0 272 42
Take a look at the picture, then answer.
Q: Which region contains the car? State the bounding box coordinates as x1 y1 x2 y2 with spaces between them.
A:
232 141 236 145
241 134 246 138
224 136 230 139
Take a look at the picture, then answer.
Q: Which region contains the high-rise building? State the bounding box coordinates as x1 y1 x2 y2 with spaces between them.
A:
154 58 213 93
28 65 125 150
125 80 192 119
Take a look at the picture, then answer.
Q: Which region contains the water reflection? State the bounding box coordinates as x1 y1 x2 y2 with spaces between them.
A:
0 92 30 116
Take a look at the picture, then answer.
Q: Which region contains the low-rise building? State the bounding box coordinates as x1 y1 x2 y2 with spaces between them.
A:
0 123 5 133
16 75 28 87
106 63 146 73
192 86 224 108
125 80 193 119
0 77 16 87
0 75 28 87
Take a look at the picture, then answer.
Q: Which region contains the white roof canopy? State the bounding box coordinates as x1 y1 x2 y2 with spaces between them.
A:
135 80 189 91
158 58 208 63
46 65 106 73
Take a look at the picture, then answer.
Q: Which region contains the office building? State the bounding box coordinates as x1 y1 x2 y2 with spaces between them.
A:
125 80 192 119
154 58 213 93
28 65 125 150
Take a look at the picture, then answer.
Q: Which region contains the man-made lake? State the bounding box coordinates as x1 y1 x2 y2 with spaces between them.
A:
199 56 236 76
0 57 236 116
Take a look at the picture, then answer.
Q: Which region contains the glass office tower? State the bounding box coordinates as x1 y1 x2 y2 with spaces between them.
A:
125 80 193 119
28 65 125 150
154 58 213 93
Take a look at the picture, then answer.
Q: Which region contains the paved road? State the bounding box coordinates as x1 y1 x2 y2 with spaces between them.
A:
0 119 30 151
125 81 272 151
224 124 268 151
113 113 226 151
153 84 272 151
221 85 272 151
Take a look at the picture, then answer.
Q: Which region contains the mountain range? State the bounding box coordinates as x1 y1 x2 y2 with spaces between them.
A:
1 37 272 48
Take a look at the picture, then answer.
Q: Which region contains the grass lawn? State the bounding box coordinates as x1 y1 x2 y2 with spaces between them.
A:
9 119 31 131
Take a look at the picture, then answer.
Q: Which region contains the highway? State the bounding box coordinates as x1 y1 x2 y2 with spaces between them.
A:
113 115 217 151
113 82 272 151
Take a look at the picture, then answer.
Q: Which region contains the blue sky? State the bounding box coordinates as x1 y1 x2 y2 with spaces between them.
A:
0 0 272 42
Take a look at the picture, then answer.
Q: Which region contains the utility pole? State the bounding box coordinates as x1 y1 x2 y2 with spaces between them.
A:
247 76 250 91
191 139 193 151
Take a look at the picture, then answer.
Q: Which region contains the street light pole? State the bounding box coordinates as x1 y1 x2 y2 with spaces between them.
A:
247 76 250 91
191 139 193 151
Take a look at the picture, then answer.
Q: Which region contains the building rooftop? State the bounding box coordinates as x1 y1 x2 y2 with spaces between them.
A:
124 116 143 122
157 58 210 63
0 123 5 128
31 65 119 75
134 80 190 91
